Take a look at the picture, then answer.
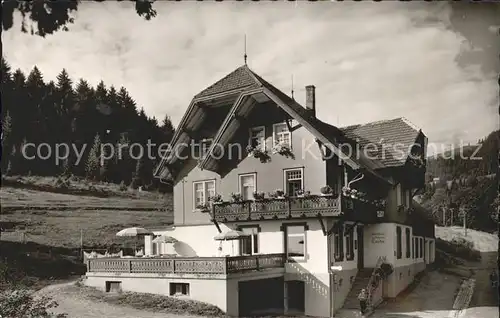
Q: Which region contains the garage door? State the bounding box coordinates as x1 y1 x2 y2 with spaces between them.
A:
238 277 284 316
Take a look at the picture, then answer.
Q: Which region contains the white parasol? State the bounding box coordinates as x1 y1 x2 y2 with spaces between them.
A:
116 227 153 254
214 230 250 256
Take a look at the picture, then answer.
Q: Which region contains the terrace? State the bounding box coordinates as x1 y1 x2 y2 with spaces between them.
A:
86 253 286 275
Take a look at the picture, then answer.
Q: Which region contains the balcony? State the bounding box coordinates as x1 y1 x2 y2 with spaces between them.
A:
213 195 341 222
86 253 286 275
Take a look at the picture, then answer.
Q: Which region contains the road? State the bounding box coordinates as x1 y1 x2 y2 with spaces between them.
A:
468 251 498 307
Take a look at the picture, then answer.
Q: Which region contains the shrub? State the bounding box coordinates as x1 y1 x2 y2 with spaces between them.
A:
435 238 481 262
119 181 128 191
54 177 70 189
0 289 67 317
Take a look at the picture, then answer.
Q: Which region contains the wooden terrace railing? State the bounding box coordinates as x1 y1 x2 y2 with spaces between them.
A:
86 253 286 275
213 195 341 222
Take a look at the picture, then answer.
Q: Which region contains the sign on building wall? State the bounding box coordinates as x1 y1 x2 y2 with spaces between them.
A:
371 232 385 244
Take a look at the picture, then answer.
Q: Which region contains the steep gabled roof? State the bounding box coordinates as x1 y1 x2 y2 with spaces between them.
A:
194 65 262 99
340 118 423 168
155 64 423 182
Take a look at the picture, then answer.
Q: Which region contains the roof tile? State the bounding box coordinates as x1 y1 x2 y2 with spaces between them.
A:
194 65 261 98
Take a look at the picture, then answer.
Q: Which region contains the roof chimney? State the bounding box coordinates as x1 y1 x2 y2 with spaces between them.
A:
305 85 316 116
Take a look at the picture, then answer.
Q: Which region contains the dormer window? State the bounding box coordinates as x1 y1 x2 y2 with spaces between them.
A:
249 126 266 151
273 122 291 148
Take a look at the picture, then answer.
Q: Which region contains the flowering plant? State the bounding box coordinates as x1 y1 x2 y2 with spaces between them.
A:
208 194 223 204
320 185 333 195
230 193 243 203
342 187 368 200
268 189 285 198
195 203 210 212
246 145 271 163
272 142 294 159
253 191 265 200
373 199 386 209
296 189 311 197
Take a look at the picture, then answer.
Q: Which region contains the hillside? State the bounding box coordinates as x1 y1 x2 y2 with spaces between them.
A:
1 176 173 248
0 176 174 290
419 130 498 233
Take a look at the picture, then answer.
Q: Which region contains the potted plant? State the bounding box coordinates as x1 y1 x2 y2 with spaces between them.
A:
208 194 223 204
268 189 285 199
296 189 311 198
272 142 295 159
374 199 386 209
246 145 271 163
195 203 210 213
230 193 243 203
253 191 265 201
275 189 285 199
320 185 333 196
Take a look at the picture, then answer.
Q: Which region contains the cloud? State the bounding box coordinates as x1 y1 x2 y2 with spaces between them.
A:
3 1 498 147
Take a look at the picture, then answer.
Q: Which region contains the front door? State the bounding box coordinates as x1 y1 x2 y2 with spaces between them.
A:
357 225 364 269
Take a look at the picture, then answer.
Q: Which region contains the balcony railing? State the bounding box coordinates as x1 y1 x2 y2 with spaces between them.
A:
213 195 341 222
86 253 286 275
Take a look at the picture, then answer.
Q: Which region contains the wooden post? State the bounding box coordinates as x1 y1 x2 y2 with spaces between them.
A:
463 212 467 236
80 229 83 261
442 207 446 227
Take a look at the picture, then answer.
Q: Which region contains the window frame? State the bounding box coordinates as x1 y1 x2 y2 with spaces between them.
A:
238 173 257 201
248 126 266 151
272 122 292 148
192 179 216 210
170 282 189 296
238 225 260 255
396 226 402 259
281 222 308 262
405 228 411 258
283 167 304 197
333 224 344 262
345 225 355 261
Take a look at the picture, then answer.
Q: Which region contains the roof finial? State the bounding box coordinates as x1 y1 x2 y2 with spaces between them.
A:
244 34 248 65
291 74 294 100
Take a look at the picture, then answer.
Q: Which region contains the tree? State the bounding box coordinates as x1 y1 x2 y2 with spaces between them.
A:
85 134 101 180
2 0 157 37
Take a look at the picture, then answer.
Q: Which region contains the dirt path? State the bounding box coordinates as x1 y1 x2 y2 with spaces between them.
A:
36 282 201 318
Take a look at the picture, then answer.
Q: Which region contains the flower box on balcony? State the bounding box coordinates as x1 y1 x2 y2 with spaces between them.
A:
194 204 210 213
253 191 265 201
320 185 334 196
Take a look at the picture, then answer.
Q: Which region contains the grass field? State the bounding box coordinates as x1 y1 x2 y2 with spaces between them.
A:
1 175 173 248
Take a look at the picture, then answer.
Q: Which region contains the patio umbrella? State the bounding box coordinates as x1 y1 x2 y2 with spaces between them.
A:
116 227 153 254
152 235 178 244
214 230 250 255
116 227 153 237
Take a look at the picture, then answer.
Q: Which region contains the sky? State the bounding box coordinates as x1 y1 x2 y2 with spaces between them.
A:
3 2 499 154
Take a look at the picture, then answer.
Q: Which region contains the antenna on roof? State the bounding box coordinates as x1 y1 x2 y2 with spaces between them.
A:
291 75 294 100
244 34 248 65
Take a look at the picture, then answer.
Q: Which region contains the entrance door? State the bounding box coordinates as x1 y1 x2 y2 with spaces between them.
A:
357 225 364 269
